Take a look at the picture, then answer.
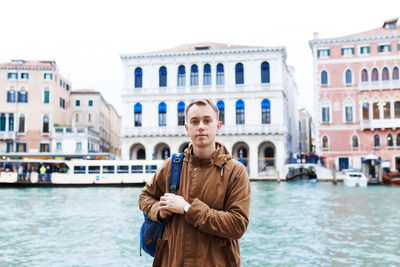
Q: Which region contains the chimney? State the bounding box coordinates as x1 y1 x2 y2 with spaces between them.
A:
313 32 319 40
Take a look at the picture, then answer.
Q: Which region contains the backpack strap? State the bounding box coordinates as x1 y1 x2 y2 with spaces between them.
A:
169 153 184 194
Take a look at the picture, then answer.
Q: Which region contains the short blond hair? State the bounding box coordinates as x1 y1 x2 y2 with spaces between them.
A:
185 99 219 122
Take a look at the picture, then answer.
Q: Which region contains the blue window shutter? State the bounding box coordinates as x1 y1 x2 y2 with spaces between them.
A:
217 100 225 110
327 49 330 56
159 102 166 113
341 48 344 56
177 102 185 112
317 50 320 58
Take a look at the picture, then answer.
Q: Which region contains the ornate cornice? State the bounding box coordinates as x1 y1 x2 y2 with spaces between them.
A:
309 33 400 48
0 66 56 71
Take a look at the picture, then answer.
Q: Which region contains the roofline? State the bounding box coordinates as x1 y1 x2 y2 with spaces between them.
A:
71 91 101 95
120 46 286 60
309 32 400 48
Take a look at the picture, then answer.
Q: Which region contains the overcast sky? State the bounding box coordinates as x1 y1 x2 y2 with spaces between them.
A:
1 0 399 116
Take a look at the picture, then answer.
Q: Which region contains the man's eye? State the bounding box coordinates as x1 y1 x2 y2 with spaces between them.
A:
191 120 199 124
204 119 211 124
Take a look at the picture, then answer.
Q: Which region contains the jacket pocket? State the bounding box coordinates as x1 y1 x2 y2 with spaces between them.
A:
153 239 168 267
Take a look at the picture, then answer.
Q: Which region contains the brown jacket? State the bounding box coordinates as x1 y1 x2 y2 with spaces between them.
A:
138 143 251 267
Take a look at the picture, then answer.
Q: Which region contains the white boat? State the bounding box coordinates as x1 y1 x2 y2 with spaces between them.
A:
343 171 368 187
0 159 164 187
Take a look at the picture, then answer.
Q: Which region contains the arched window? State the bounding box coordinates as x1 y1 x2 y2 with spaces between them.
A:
177 101 185 126
321 99 330 123
8 113 14 132
236 99 245 125
216 63 224 86
352 135 359 149
235 63 244 85
361 69 368 82
345 69 352 84
0 113 5 131
159 66 167 87
362 100 369 120
373 101 380 119
374 134 380 147
322 136 329 150
42 114 49 133
387 133 394 147
18 114 25 133
134 103 142 127
344 98 353 123
7 88 16 103
177 65 185 87
190 65 198 86
383 100 391 119
321 70 328 85
203 64 211 86
18 88 28 103
372 68 379 81
397 133 400 146
217 100 225 124
393 67 399 80
261 62 270 83
395 99 400 118
261 99 271 124
382 67 389 81
134 67 142 88
158 102 167 126
137 149 146 160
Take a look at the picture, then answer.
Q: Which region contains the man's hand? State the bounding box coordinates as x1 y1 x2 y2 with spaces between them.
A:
160 193 188 215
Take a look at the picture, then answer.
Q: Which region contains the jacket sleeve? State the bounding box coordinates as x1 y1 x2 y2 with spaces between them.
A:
184 164 251 239
138 159 170 223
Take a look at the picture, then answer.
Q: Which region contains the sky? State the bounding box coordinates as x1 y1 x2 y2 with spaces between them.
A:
1 0 399 116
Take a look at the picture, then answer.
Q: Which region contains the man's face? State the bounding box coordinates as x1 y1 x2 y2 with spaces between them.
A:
185 104 222 150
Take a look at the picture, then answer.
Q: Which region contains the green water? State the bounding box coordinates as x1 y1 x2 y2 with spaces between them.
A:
0 182 399 266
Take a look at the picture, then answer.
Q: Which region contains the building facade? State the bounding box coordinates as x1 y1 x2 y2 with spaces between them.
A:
310 18 400 171
0 60 71 153
298 108 313 154
51 126 100 154
70 90 121 157
120 42 299 177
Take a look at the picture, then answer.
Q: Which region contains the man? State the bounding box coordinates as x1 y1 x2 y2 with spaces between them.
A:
139 99 251 266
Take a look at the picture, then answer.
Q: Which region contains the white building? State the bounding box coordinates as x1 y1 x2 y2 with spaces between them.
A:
51 126 100 154
120 42 299 178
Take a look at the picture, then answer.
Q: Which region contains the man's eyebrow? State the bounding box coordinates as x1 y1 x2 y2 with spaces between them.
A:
190 115 213 120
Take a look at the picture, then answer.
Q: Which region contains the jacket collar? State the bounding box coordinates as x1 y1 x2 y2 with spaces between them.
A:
184 142 232 168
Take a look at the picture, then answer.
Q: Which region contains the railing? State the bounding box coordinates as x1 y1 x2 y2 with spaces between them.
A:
359 80 400 91
360 119 400 130
0 132 16 140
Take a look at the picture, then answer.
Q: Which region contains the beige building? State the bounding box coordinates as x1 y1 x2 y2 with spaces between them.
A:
71 90 121 156
0 60 71 153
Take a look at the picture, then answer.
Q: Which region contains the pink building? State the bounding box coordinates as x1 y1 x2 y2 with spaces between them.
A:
310 18 400 172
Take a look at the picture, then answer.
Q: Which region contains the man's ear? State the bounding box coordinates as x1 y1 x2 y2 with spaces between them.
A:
184 123 188 133
216 121 222 132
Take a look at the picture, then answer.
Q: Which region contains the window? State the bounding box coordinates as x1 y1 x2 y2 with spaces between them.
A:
42 114 49 133
321 100 330 123
134 67 142 88
362 102 369 120
378 44 391 53
382 67 389 81
373 102 380 119
345 69 352 84
21 73 29 80
76 142 82 152
88 166 101 174
397 133 400 146
361 69 368 82
75 100 80 106
203 64 211 86
159 66 167 87
374 134 380 147
18 115 25 133
217 100 225 124
44 89 50 103
8 72 17 79
216 63 224 86
317 49 330 58
103 166 115 174
134 103 142 127
341 47 355 56
8 113 14 131
74 166 86 174
190 65 198 86
40 143 49 152
18 88 28 103
131 165 143 173
88 114 92 122
177 101 185 126
16 142 27 152
321 70 328 85
383 101 391 119
236 99 245 125
322 136 329 150
56 142 62 151
0 114 5 131
372 68 379 81
387 133 394 147
145 165 157 173
395 100 400 118
75 113 79 123
88 100 93 106
7 88 16 102
177 65 185 87
393 67 399 80
261 99 271 124
235 63 244 85
352 135 359 149
360 46 370 55
344 99 353 123
261 62 270 83
6 142 13 153
117 165 129 173
44 73 53 80
159 102 167 126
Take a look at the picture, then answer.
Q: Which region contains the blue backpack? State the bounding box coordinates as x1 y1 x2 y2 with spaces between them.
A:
140 153 184 257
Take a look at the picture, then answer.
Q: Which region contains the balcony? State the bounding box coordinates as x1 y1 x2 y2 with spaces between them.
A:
360 119 400 130
359 80 400 91
0 132 16 140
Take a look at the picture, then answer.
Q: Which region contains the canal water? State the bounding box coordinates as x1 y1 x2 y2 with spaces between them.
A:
0 182 399 266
